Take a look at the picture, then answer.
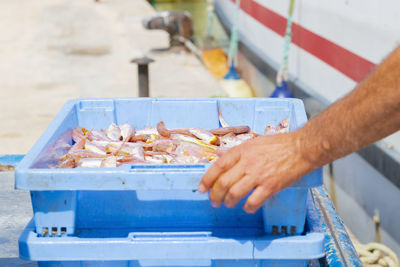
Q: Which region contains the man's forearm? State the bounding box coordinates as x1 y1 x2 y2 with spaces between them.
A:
299 46 400 168
199 46 400 213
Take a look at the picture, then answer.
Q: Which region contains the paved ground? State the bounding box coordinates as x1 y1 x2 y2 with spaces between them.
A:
0 171 36 266
0 0 221 265
0 0 220 155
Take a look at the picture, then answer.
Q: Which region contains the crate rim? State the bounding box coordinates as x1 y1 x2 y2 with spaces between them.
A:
15 97 319 191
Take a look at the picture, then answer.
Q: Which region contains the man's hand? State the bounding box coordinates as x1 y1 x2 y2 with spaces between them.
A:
198 132 313 213
198 46 400 214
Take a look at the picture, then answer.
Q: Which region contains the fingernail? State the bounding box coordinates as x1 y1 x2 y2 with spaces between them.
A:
224 202 234 209
243 206 256 214
211 201 220 208
198 183 206 193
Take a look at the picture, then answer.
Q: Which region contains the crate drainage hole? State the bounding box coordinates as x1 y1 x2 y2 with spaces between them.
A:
290 226 296 235
272 225 296 235
42 227 49 237
52 227 58 236
272 226 278 235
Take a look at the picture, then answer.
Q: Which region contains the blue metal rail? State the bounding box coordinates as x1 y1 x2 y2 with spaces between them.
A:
308 187 362 266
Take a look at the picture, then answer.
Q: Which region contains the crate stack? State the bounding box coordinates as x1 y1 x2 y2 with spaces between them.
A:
16 98 324 267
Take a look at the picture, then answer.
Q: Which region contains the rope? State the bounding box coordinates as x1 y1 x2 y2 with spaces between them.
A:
227 0 240 67
175 36 203 59
354 242 399 267
205 0 215 37
276 0 295 86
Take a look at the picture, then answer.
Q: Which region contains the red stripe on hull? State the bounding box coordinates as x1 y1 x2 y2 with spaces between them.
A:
234 0 376 82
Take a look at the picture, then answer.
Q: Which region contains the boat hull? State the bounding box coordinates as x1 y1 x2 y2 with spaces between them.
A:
215 0 400 257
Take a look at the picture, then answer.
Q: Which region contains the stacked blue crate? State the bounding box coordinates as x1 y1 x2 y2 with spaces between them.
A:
16 98 324 266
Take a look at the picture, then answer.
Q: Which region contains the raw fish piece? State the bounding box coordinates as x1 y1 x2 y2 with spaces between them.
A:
101 156 117 167
129 134 150 142
163 154 174 163
145 151 167 156
189 128 218 145
72 126 88 143
218 105 229 127
219 132 254 148
135 127 158 136
77 158 103 168
104 141 122 154
145 155 165 164
152 139 177 153
120 123 135 141
88 130 109 141
170 134 217 151
85 142 107 155
105 142 145 159
173 141 216 162
157 121 171 138
210 126 250 136
117 155 145 163
236 133 255 142
276 118 289 133
264 125 276 135
107 123 122 141
220 132 241 148
121 143 145 159
66 149 106 160
147 134 161 142
117 158 146 166
170 129 195 137
57 157 76 168
173 141 203 158
62 138 86 161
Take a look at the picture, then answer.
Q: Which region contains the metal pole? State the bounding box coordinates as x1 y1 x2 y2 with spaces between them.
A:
131 57 154 97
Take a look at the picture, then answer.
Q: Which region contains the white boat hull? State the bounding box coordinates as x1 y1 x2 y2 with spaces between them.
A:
215 0 400 257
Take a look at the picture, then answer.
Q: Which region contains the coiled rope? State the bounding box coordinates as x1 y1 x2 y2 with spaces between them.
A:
354 242 399 267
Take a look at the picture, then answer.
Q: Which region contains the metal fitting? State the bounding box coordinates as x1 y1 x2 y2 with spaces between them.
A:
131 57 155 97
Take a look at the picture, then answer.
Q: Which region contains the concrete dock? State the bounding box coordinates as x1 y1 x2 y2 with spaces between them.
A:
0 171 33 266
0 0 220 155
0 0 220 265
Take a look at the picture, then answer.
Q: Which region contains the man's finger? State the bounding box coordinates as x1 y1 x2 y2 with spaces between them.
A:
243 185 273 214
223 175 256 208
208 161 245 207
198 147 241 193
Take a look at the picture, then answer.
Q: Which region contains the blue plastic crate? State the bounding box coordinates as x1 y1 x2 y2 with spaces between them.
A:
15 98 322 237
19 213 325 266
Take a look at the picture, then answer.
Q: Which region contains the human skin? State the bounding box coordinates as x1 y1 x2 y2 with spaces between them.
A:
198 46 400 213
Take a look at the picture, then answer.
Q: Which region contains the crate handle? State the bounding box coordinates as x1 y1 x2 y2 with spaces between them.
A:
129 231 212 240
129 164 208 172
